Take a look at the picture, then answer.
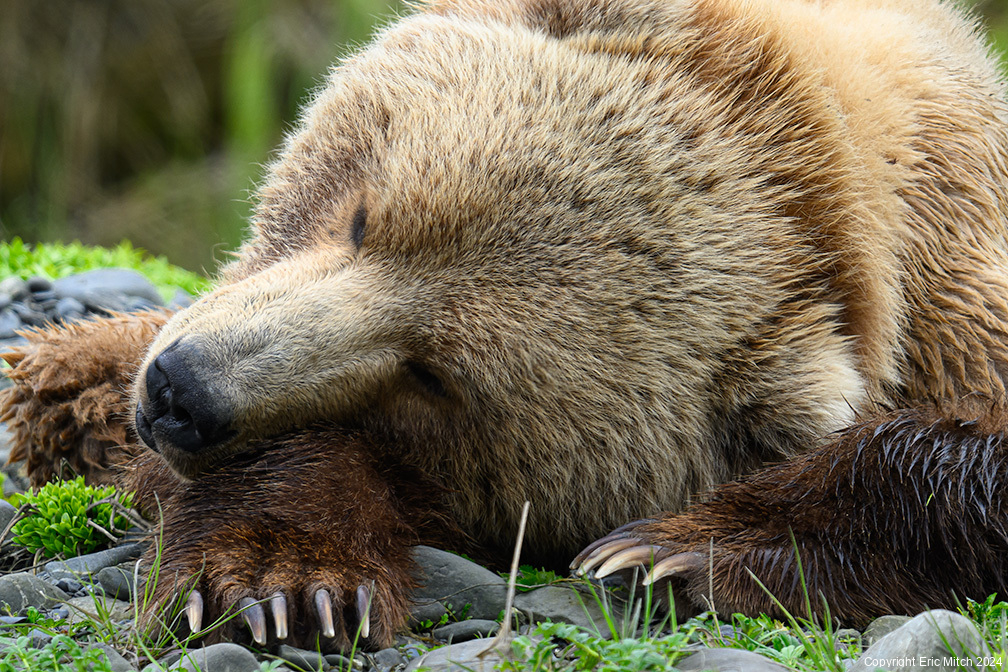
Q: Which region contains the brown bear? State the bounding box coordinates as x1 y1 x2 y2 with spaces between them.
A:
5 0 1008 652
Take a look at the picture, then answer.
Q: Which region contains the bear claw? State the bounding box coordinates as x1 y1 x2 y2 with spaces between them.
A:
270 593 288 640
642 552 706 585
593 544 664 578
185 590 204 633
315 589 336 639
239 597 267 645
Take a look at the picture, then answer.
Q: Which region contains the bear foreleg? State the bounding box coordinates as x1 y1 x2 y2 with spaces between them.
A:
0 311 170 486
574 404 1008 625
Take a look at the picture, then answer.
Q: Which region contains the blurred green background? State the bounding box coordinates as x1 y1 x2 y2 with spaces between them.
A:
0 0 1006 275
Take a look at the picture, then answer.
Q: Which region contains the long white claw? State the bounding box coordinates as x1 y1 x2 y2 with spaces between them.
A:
576 538 638 576
185 590 203 633
239 597 267 645
270 593 288 640
315 589 336 639
356 585 371 639
642 552 706 586
593 545 664 579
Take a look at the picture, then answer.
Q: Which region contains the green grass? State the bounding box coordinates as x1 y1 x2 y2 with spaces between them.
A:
0 238 211 300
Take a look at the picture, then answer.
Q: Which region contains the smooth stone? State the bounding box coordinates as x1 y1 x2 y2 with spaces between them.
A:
46 543 143 583
0 278 29 301
678 648 792 671
96 565 135 601
169 289 195 309
9 303 46 326
849 610 991 671
88 643 137 672
54 578 84 595
863 615 913 646
176 643 261 672
65 595 132 626
53 269 163 306
0 295 9 312
372 647 407 671
276 645 326 671
0 310 21 339
405 637 510 672
513 585 609 635
409 599 448 627
0 499 17 535
54 297 86 322
324 653 361 670
27 628 52 648
25 277 52 293
432 619 500 642
0 573 69 613
411 546 507 621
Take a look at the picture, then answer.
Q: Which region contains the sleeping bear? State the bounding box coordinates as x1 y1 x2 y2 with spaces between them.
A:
4 0 1008 651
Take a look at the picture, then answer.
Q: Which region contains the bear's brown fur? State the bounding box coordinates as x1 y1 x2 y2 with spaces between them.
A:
5 0 1008 651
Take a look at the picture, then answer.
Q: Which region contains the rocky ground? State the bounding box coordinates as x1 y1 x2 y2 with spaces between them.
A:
0 270 999 671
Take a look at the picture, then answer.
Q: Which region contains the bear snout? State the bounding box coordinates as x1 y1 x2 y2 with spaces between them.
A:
135 338 235 457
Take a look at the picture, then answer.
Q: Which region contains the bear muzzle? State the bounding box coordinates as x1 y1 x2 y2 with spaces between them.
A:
135 337 235 458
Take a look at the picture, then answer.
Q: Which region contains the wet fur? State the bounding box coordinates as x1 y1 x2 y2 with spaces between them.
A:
3 0 1008 649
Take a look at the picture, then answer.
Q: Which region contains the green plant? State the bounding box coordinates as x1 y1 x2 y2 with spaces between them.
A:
10 477 135 558
500 564 563 592
0 634 114 672
0 237 211 299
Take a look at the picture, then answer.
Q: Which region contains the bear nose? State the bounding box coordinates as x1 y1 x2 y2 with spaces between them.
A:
136 339 234 453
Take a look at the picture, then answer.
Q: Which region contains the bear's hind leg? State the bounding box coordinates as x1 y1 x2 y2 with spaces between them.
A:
574 403 1008 624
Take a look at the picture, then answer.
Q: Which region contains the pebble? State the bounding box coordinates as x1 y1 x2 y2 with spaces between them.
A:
276 645 327 671
95 565 135 602
677 648 792 671
432 619 499 642
411 546 507 622
372 647 407 671
88 643 137 672
849 610 992 671
513 585 610 635
0 310 21 339
175 642 261 672
0 499 17 536
863 615 913 646
405 637 510 672
0 572 69 613
45 542 144 585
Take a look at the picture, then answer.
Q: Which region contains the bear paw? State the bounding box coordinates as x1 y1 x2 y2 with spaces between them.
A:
137 430 421 651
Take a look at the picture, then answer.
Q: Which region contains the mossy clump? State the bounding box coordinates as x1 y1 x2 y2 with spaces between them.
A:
10 477 134 558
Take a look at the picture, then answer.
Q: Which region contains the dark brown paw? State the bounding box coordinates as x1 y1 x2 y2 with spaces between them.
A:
137 430 424 652
146 557 404 651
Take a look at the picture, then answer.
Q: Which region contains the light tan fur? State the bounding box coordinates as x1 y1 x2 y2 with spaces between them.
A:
134 0 1008 564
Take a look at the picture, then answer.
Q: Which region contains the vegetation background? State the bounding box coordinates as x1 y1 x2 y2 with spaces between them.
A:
1 0 1007 275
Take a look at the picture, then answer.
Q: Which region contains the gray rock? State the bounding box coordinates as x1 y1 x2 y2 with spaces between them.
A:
513 585 609 635
276 645 326 671
0 278 29 302
0 573 69 613
54 297 86 322
26 277 52 293
324 652 362 670
0 499 17 535
65 595 132 626
373 647 407 671
27 627 52 647
405 638 510 672
677 648 792 671
96 565 136 602
411 546 507 621
863 615 913 646
46 543 143 584
433 619 500 643
88 643 137 672
0 310 21 339
849 609 992 671
9 303 46 326
169 289 195 309
52 268 162 312
409 599 448 627
175 643 260 672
